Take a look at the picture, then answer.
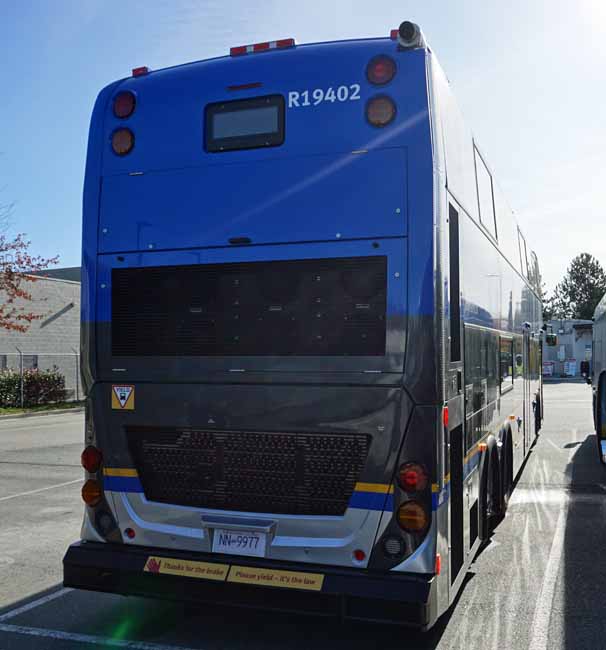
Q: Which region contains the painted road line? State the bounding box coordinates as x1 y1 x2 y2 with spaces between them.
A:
0 478 81 502
0 588 73 622
528 505 567 650
0 623 203 650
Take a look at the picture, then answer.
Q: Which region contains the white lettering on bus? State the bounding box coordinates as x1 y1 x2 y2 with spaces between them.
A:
288 91 300 107
288 84 361 108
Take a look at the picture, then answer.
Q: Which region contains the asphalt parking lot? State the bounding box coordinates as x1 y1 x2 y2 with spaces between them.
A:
0 382 604 650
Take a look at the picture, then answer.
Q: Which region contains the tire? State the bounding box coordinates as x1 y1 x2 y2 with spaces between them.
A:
500 431 513 515
479 438 501 541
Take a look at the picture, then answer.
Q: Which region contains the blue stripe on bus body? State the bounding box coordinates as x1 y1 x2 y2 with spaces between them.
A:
103 476 144 493
348 491 394 511
102 479 393 512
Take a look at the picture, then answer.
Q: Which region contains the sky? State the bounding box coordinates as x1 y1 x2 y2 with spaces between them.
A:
1 0 605 292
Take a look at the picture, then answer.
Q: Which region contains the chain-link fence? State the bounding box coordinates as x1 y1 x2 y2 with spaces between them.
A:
0 350 81 406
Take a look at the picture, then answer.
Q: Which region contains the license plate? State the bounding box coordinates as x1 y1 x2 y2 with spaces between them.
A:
212 528 267 558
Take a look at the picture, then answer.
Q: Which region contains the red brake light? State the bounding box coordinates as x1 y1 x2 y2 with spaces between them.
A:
366 55 396 85
81 446 103 473
366 95 396 127
111 128 135 156
443 405 449 428
113 91 136 119
398 462 428 493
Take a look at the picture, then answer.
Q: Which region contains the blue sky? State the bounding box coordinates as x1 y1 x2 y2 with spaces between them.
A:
1 0 604 290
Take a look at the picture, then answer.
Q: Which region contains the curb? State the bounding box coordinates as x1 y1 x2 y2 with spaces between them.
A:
0 406 85 421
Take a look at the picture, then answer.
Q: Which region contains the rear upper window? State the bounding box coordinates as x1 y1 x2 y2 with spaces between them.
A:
205 94 284 152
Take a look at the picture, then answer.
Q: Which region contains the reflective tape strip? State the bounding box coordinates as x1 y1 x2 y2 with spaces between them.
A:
354 482 394 494
103 468 139 477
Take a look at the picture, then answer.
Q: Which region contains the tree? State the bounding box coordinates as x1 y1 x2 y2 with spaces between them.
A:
549 253 606 320
0 197 58 332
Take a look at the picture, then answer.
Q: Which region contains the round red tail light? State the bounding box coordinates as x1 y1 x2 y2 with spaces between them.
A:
111 128 135 156
366 55 396 85
366 96 396 128
81 445 103 473
398 462 428 493
113 91 136 118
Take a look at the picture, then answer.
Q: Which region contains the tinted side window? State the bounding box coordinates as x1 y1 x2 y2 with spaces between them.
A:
500 336 513 393
474 147 497 240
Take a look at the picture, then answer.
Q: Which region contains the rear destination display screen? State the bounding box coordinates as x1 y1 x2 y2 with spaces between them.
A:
205 94 284 152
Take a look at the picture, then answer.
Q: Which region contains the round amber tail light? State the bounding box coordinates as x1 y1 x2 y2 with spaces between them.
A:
82 479 102 507
111 128 134 155
366 96 396 127
397 501 429 533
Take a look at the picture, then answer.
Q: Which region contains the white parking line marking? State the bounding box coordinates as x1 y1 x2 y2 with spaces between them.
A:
0 588 73 622
0 478 81 502
528 505 566 650
0 622 202 649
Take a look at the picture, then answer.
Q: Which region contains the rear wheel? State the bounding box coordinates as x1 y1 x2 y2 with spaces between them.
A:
500 431 513 515
479 440 501 541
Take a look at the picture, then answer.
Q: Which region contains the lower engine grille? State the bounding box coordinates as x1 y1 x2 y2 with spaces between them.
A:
126 427 370 516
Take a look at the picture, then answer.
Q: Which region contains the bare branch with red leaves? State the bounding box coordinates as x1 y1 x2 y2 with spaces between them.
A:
0 233 59 332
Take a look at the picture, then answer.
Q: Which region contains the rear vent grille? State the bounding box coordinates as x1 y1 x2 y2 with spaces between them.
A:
111 256 387 356
127 427 370 516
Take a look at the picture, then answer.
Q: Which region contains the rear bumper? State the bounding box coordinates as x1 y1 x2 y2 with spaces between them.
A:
63 541 436 626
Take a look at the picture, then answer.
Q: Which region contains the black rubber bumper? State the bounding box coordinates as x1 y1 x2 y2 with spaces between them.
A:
63 542 435 625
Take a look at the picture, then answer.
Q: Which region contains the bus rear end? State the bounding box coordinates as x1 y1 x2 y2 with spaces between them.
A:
65 25 441 626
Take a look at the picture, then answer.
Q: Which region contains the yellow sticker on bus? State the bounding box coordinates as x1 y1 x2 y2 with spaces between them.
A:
227 565 324 591
143 556 229 581
142 555 325 591
111 385 135 410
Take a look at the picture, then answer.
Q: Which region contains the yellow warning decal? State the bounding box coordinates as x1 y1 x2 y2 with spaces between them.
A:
143 556 228 581
227 565 324 591
111 385 135 410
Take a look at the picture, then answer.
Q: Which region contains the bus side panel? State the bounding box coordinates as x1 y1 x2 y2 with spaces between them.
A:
81 80 122 394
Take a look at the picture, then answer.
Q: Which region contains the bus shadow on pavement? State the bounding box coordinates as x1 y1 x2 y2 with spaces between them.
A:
563 432 606 648
0 574 473 650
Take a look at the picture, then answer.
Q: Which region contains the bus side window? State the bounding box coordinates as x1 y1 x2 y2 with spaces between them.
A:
449 204 461 362
514 336 524 381
500 336 513 393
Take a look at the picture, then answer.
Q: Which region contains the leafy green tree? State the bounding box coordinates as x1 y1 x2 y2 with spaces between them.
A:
549 253 606 320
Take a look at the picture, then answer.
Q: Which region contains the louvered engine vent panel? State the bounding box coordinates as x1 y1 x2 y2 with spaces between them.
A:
111 256 387 356
126 427 371 516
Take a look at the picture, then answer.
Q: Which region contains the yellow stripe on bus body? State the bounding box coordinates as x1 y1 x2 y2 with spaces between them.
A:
103 468 139 477
354 482 394 494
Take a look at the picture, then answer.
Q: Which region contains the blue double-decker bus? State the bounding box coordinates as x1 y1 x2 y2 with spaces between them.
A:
64 21 543 628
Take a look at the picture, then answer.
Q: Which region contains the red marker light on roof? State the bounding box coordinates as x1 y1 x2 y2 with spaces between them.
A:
390 29 399 40
230 38 295 56
132 66 150 77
